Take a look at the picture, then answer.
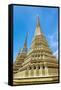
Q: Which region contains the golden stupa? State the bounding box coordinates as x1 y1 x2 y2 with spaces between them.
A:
13 16 58 85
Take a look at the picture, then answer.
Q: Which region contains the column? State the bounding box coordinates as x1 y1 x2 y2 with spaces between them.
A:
39 65 42 76
25 66 29 77
36 65 39 76
34 66 36 77
31 65 34 76
28 66 31 77
45 66 49 76
44 62 49 76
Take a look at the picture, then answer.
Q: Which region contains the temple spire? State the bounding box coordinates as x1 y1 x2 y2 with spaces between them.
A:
34 16 42 36
21 32 28 54
24 32 28 49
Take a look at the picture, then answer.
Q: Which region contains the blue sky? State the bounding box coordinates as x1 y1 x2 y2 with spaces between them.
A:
13 5 58 61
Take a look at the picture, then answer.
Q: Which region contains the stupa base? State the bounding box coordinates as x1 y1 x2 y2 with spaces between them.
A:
13 76 59 86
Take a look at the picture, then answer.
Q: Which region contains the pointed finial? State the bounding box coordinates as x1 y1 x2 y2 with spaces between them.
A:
34 16 42 36
37 15 40 27
24 32 28 48
21 32 28 54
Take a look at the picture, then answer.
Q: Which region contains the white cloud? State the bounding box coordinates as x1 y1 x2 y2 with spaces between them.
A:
47 31 58 59
53 49 58 59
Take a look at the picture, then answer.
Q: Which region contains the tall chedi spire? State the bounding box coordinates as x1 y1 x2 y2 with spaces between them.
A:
34 16 42 36
32 16 49 50
13 33 28 74
21 32 28 54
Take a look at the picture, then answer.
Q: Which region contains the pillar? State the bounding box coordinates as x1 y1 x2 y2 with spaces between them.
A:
25 66 29 77
45 66 49 76
39 65 42 76
28 66 31 77
34 66 36 77
31 65 34 76
44 62 49 76
36 65 39 76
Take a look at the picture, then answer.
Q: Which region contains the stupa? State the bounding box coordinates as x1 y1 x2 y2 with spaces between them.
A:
13 34 28 74
13 16 58 85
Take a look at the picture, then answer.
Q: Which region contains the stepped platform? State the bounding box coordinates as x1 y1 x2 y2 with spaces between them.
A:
13 76 59 85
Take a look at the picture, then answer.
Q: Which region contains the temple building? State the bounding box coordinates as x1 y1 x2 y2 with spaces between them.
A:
13 16 58 85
